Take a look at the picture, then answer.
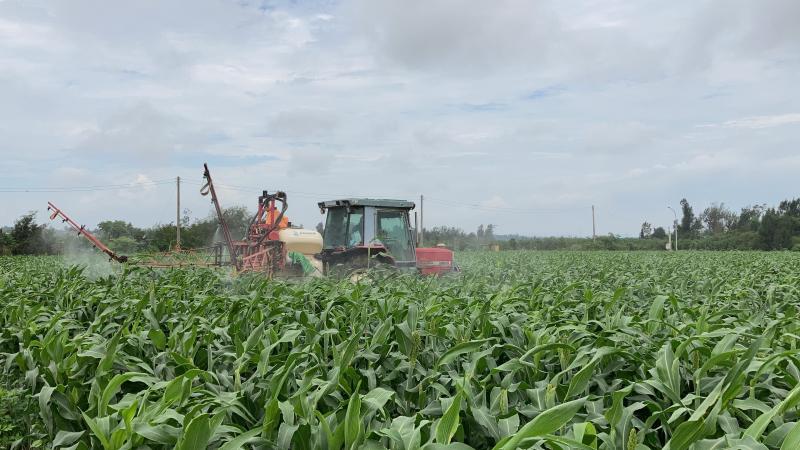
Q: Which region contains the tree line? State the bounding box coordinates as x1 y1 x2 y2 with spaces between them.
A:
422 225 671 251
423 197 800 251
2 196 799 256
638 198 800 250
0 207 253 256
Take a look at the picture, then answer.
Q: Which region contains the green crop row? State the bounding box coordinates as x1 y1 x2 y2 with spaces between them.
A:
1 251 800 449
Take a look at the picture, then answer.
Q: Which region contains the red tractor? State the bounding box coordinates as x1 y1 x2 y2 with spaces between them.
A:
316 198 456 276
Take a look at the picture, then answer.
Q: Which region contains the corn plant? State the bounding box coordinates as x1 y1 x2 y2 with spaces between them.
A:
1 251 800 449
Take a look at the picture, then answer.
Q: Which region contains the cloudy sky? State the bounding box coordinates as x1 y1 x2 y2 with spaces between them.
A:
1 0 798 236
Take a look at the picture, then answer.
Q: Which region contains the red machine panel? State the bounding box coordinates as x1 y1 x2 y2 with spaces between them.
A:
416 247 454 276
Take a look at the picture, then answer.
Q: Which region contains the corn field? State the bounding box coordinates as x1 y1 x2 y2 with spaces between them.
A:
2 251 800 449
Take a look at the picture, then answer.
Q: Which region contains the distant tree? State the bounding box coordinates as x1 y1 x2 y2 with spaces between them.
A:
639 222 653 239
462 231 477 251
508 238 518 250
221 206 253 239
141 206 253 251
144 224 178 251
485 224 495 241
477 224 484 239
10 213 52 255
736 204 765 232
0 229 13 255
316 222 324 235
679 198 695 235
779 199 800 217
760 210 778 249
720 206 738 232
652 227 667 239
701 203 736 234
424 226 474 250
108 236 139 254
758 206 799 250
97 220 142 240
691 217 704 235
175 206 252 248
181 208 192 227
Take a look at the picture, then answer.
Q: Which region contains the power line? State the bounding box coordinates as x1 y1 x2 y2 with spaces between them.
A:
425 196 580 215
198 184 585 215
0 179 175 193
180 179 394 201
1 179 587 216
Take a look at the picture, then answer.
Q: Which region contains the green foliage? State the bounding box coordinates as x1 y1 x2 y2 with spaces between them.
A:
10 212 55 255
2 251 800 449
680 198 694 235
678 231 762 250
760 208 800 250
108 236 140 254
424 226 470 250
0 378 44 449
639 222 652 239
114 206 253 252
700 202 737 234
97 220 144 241
0 229 13 255
495 235 668 251
735 204 766 232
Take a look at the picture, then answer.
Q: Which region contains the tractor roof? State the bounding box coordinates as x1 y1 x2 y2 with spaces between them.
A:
318 198 415 210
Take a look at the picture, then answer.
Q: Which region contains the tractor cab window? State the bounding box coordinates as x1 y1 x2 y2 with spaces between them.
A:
323 207 347 248
323 207 364 248
376 209 414 262
347 209 364 246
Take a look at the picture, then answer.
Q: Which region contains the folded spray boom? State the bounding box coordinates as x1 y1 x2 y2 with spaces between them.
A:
46 201 128 263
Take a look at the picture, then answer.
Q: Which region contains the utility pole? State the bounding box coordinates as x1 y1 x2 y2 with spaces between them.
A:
414 211 419 247
668 206 677 251
666 225 672 250
176 176 181 250
592 205 596 239
419 194 424 247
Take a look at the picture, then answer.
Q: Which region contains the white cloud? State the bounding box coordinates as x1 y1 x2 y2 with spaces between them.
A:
480 196 509 209
347 0 559 73
73 103 188 160
267 109 340 138
134 174 157 192
1 0 800 236
51 167 91 183
703 113 800 130
0 17 60 49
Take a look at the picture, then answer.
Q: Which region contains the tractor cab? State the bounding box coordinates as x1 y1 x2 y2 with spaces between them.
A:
317 198 417 274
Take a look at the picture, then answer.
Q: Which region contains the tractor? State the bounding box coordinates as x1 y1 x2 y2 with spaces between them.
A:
47 163 457 277
316 198 455 276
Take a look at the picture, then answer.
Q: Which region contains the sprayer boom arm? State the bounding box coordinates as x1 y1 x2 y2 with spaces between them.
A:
46 202 128 263
200 163 240 270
